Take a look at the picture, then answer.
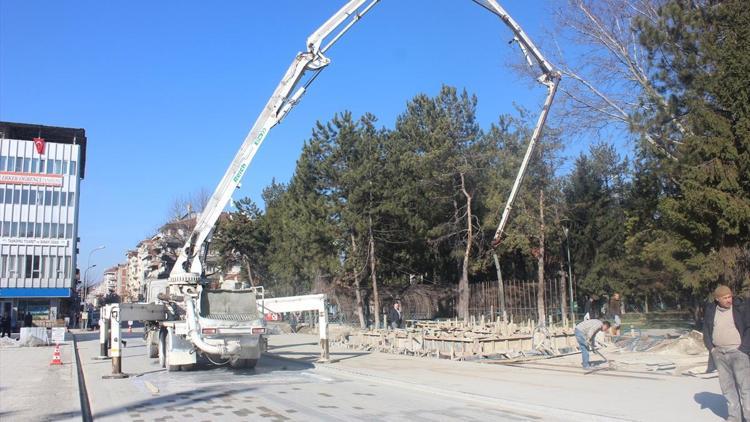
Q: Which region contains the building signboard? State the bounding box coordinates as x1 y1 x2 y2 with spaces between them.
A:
0 171 64 187
0 238 70 247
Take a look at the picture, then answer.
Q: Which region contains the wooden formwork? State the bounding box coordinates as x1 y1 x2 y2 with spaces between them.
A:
342 322 578 360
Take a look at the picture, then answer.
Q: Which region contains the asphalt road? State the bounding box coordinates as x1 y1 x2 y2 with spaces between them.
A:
72 330 725 422
75 332 564 422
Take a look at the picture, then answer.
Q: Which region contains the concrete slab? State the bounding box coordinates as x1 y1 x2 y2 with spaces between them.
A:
0 341 81 421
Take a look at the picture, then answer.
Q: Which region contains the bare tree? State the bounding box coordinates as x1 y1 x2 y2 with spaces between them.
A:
166 187 212 222
548 0 686 160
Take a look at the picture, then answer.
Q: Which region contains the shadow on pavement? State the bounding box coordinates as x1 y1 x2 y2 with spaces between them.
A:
54 385 255 421
267 341 318 349
265 351 369 363
693 392 727 419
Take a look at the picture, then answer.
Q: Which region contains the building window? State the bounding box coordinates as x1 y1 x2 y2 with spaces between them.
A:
56 257 64 279
21 189 29 204
69 161 77 176
25 255 41 279
52 191 60 206
13 189 20 204
0 155 6 171
15 157 23 172
7 255 18 278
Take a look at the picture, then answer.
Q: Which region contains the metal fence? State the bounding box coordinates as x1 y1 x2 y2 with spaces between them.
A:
466 279 571 324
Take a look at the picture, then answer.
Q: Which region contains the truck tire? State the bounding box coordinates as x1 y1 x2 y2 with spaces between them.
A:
230 358 257 369
147 332 159 359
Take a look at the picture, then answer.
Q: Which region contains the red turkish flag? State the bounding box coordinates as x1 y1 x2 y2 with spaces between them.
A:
33 137 46 154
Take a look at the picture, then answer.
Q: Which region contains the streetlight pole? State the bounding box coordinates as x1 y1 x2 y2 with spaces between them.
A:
83 264 97 305
85 245 106 305
564 227 575 325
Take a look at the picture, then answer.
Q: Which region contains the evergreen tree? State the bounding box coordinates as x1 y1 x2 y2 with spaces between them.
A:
632 0 750 294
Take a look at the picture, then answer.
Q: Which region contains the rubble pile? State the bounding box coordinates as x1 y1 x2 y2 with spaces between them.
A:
0 336 19 348
613 330 705 355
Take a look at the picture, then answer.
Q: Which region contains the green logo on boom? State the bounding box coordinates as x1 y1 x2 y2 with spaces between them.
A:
233 163 247 183
254 128 267 145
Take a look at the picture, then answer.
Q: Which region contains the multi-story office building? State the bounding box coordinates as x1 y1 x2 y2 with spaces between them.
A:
0 122 87 328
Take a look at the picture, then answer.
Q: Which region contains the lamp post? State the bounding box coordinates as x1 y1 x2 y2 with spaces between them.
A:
84 245 106 304
563 227 575 325
83 264 97 305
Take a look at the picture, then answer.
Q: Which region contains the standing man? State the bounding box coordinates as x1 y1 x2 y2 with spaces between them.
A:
703 285 750 422
23 311 33 328
608 293 623 336
0 313 11 337
574 318 610 369
583 297 594 320
388 301 404 329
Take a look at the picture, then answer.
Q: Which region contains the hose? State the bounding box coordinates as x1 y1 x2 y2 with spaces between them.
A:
185 297 240 357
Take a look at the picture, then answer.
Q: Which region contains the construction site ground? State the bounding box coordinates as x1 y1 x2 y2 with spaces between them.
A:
0 328 729 421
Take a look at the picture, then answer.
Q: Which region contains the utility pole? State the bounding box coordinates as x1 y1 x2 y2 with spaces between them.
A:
564 228 575 325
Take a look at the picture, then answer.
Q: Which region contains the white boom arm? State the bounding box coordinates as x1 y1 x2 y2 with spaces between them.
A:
170 0 559 280
170 0 380 281
473 0 562 248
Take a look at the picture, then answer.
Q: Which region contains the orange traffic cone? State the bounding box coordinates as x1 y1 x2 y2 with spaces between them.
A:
50 344 63 365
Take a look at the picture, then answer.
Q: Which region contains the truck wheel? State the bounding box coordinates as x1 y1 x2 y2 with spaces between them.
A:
230 358 257 369
147 332 159 359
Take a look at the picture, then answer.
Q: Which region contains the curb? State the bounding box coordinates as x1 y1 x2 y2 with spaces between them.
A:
71 333 94 422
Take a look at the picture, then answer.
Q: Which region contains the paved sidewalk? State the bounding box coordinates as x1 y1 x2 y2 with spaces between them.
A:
268 334 728 422
0 338 81 421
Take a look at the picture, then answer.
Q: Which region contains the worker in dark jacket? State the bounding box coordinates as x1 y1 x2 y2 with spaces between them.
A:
387 302 404 329
703 285 750 422
23 311 33 328
0 313 11 337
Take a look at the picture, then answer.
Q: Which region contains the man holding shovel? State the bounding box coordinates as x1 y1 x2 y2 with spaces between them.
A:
575 318 610 369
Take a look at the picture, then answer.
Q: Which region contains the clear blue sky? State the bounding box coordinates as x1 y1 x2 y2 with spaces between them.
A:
2 0 597 282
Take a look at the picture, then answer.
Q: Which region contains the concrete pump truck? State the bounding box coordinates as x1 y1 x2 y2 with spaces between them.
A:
99 0 560 375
